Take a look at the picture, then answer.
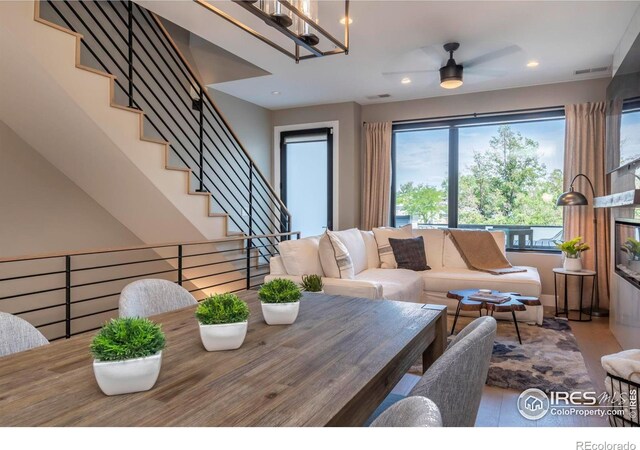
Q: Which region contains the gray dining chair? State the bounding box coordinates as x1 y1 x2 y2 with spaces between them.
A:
0 312 49 357
410 316 497 426
370 396 442 427
119 279 197 318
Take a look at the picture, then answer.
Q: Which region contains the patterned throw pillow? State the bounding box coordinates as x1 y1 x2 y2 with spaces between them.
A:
318 230 355 279
388 236 431 271
372 225 413 269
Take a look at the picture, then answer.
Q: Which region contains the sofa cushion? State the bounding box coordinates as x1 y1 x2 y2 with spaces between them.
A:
411 228 445 270
443 231 506 269
330 228 368 275
278 236 324 276
372 225 413 269
389 236 430 271
355 268 423 302
361 230 381 269
420 266 541 298
319 231 355 279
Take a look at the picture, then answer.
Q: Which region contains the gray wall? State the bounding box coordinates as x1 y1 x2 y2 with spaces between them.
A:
272 102 362 230
0 121 142 258
209 89 274 181
361 78 609 123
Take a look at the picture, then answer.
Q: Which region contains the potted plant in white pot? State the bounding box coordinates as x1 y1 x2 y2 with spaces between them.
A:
622 237 640 273
555 236 590 272
195 293 250 351
91 317 165 396
301 274 324 295
258 278 302 325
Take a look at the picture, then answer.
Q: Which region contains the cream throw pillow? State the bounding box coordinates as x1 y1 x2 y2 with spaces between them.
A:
372 224 413 269
318 231 355 279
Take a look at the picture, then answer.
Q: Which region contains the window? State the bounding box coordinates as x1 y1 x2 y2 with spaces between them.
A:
392 110 565 251
620 103 640 166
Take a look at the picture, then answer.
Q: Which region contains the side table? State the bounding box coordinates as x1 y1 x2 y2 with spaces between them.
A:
552 268 596 322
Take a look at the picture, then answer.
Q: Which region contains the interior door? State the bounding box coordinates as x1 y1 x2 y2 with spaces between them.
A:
280 128 333 237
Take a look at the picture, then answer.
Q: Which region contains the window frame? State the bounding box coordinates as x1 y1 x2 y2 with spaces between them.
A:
390 108 566 253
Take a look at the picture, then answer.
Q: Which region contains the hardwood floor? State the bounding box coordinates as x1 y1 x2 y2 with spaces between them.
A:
389 309 623 427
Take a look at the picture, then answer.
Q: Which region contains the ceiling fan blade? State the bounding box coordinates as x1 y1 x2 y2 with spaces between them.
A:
420 45 444 65
382 69 438 76
465 68 508 77
463 45 522 68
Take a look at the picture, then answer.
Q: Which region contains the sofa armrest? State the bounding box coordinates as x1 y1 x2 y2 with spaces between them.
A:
269 255 287 275
263 274 384 300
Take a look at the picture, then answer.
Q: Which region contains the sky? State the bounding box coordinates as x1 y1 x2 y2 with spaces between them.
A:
620 110 640 165
395 119 566 189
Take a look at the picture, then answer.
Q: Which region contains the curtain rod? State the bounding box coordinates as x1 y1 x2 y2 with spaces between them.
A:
362 105 565 126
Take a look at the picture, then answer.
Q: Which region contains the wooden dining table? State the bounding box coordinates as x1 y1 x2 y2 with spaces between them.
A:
0 291 447 426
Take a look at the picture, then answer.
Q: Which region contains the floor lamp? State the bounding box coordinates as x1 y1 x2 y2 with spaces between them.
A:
556 173 609 317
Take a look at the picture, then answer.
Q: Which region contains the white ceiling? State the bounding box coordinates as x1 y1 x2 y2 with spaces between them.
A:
139 1 640 110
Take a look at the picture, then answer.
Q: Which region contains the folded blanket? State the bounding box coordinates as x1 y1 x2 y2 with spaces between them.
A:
447 229 526 275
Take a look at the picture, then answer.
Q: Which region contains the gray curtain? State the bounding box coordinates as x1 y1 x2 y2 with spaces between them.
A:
361 122 392 230
563 102 610 308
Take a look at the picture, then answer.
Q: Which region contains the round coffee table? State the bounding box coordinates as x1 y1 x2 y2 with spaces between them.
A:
447 289 541 344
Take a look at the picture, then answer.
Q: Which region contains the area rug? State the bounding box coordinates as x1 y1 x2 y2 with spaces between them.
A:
410 316 595 393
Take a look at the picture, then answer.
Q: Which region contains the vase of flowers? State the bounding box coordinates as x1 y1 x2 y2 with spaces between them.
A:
555 236 590 272
621 237 640 273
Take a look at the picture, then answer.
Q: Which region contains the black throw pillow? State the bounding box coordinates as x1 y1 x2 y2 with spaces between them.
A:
388 236 430 271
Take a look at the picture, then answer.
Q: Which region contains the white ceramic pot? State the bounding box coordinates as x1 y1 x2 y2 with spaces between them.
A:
93 351 162 396
261 301 300 325
199 321 248 351
303 290 324 295
629 259 640 273
563 255 583 272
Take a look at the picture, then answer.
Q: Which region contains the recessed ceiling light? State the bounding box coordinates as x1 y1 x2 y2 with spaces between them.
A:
527 60 539 68
401 77 411 84
271 91 280 95
340 17 353 25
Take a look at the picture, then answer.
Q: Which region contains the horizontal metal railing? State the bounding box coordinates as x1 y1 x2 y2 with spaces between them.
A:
0 232 300 341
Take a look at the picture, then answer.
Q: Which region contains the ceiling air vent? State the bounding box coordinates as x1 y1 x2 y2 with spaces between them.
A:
366 94 391 100
574 66 610 75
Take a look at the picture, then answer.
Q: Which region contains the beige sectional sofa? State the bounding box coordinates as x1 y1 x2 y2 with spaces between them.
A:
265 227 543 324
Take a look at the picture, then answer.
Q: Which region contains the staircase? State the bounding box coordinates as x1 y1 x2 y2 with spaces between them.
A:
0 0 291 253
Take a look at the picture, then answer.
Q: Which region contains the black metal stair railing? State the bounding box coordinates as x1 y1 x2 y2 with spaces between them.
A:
37 0 293 258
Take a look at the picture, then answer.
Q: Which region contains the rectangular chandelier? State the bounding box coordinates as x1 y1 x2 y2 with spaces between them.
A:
194 0 350 62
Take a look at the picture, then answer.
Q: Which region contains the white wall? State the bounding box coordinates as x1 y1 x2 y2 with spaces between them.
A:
0 121 142 258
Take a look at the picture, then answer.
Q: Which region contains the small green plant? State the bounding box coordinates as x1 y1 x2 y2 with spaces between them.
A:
622 237 640 261
555 236 590 258
300 274 323 292
90 317 165 362
195 293 250 325
259 278 302 304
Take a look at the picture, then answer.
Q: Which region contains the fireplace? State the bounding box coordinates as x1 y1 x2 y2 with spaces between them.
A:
615 219 640 289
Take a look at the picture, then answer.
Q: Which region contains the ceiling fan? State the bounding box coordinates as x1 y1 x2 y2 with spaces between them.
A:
383 42 522 89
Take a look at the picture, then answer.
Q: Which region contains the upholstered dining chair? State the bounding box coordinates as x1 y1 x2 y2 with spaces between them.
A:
365 316 497 427
410 316 497 426
119 279 197 318
0 312 49 357
370 396 442 427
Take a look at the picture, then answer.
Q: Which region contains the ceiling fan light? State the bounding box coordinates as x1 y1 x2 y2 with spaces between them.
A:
440 78 463 89
439 61 464 89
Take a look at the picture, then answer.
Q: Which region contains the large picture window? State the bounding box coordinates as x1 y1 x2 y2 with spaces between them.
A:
392 110 566 252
